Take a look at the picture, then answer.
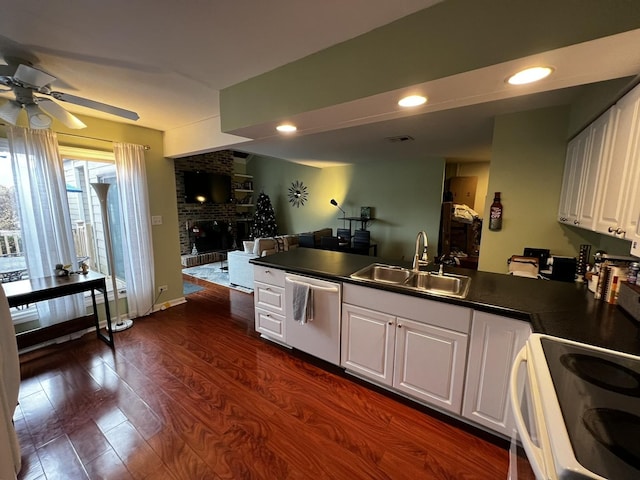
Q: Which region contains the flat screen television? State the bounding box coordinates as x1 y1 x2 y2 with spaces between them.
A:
183 171 231 204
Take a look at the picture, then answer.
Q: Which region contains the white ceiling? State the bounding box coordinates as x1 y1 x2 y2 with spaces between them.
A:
1 0 640 165
0 1 439 130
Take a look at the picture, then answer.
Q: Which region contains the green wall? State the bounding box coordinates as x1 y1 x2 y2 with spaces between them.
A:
479 105 632 274
221 0 640 132
248 156 445 262
1 114 184 308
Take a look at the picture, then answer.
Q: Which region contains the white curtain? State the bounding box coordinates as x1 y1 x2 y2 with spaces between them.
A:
113 142 155 317
7 127 84 326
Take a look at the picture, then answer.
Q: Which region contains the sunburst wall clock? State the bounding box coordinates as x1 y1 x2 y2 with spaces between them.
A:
288 180 309 207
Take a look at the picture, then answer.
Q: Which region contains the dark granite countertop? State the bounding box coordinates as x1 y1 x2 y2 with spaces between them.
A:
251 248 640 356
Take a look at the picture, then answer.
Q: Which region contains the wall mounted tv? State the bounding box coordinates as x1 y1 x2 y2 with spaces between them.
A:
184 171 232 204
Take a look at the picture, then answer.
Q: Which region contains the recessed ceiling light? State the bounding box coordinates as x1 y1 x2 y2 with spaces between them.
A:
507 66 553 85
276 124 297 133
398 95 427 107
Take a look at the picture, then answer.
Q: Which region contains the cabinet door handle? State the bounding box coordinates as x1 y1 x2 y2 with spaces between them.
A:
388 321 393 325
608 226 615 233
574 220 580 225
397 324 402 328
616 228 626 236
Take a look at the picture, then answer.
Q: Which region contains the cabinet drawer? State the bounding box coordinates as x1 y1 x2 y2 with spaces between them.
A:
254 281 285 314
255 306 285 341
254 265 285 287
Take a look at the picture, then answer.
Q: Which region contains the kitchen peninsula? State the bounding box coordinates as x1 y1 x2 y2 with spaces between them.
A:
251 247 640 438
252 248 640 355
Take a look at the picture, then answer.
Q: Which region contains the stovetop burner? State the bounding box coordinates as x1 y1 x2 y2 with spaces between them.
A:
583 408 640 471
541 337 640 479
560 353 640 397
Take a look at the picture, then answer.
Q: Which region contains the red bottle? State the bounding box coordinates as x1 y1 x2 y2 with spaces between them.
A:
489 192 503 231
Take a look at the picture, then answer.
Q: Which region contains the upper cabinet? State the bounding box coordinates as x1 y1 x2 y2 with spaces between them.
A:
620 87 640 254
558 82 640 250
594 87 640 236
558 107 617 230
557 128 589 226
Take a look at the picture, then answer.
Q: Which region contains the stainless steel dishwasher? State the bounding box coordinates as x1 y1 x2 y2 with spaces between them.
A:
284 274 342 365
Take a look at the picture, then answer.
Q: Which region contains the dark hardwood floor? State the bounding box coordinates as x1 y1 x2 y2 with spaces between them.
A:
15 277 535 479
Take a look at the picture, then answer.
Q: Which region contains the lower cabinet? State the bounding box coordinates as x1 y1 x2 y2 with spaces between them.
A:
254 266 286 342
394 317 468 414
341 285 471 415
342 304 395 386
462 310 531 436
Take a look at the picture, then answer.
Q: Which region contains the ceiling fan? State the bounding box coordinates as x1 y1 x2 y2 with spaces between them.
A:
0 58 139 129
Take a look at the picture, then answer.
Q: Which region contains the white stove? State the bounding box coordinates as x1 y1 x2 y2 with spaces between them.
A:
510 334 640 479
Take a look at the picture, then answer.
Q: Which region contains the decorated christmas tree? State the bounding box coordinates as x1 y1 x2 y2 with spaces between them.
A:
253 192 278 238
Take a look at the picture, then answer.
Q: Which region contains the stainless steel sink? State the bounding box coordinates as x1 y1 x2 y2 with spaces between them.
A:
350 263 471 298
350 263 413 284
407 271 470 297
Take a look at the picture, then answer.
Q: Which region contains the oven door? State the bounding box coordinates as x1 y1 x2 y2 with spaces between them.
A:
510 340 558 480
510 335 611 480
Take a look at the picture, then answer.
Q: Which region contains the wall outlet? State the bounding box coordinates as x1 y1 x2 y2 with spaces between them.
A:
158 285 168 293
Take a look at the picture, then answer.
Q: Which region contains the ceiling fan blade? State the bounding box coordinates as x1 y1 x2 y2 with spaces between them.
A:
37 98 87 129
0 99 22 125
51 91 139 121
14 64 56 88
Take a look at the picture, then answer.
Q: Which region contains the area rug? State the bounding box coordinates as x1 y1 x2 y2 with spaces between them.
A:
183 281 204 295
182 261 254 294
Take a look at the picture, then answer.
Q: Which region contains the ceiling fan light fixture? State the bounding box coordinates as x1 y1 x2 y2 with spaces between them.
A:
276 123 297 133
26 104 52 129
398 95 427 107
507 66 553 85
0 100 22 125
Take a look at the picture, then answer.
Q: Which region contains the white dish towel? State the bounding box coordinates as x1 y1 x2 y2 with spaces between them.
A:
292 282 314 324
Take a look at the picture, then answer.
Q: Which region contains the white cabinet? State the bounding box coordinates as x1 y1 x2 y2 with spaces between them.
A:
341 284 471 414
342 304 395 386
579 109 615 228
394 317 468 413
462 311 531 436
254 266 286 341
558 107 616 229
595 86 640 236
557 131 588 225
621 88 640 253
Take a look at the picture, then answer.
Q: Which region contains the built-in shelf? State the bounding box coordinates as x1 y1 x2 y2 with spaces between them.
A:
233 174 254 241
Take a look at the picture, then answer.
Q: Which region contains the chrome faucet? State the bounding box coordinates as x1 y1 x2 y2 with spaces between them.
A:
412 231 429 271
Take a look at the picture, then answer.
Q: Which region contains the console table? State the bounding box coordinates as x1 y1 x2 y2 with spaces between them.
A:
341 216 374 231
4 271 114 350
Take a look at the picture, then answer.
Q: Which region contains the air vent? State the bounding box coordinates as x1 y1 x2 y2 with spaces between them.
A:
385 135 414 143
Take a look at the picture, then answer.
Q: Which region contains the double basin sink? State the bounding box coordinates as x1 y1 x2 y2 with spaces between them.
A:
350 263 471 298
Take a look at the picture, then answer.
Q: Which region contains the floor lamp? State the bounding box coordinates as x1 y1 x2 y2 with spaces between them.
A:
91 182 133 332
330 198 347 228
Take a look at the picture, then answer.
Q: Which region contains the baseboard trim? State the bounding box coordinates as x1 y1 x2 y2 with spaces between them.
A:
153 297 187 312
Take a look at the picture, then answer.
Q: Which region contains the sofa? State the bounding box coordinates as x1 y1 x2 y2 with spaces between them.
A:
227 234 300 289
227 228 332 289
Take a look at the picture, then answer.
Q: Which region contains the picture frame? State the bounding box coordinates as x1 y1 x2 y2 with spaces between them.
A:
360 206 371 219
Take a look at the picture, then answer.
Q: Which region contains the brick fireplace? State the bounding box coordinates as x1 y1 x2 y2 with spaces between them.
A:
174 150 237 255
